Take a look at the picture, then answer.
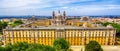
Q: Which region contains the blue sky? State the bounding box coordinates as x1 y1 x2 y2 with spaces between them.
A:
0 0 120 16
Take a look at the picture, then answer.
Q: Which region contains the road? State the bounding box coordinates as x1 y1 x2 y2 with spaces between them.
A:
70 46 120 51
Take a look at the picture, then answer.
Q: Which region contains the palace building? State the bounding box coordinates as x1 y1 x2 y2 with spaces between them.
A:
3 11 116 46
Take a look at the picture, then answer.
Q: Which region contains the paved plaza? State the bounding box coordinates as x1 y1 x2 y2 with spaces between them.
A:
70 46 120 51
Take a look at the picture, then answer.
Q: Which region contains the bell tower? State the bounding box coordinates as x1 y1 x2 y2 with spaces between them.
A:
58 10 60 14
63 11 66 20
52 11 55 25
52 11 55 19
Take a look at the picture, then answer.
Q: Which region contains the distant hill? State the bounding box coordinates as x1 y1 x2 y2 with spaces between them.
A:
0 15 120 19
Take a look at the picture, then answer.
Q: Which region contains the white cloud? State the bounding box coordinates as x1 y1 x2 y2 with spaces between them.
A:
0 0 97 9
0 0 120 15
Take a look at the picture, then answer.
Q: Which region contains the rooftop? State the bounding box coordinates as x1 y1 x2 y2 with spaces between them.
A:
4 25 114 30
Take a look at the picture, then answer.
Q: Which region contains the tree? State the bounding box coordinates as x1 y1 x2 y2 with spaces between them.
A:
11 42 29 51
0 46 5 51
11 23 17 27
26 43 42 51
4 44 12 51
85 41 103 51
53 38 70 51
43 45 55 51
0 21 8 35
0 21 8 30
3 42 55 51
14 20 23 24
1 21 8 29
9 20 24 27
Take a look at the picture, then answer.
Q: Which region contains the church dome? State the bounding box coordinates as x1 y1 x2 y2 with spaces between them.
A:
57 13 61 18
56 11 62 20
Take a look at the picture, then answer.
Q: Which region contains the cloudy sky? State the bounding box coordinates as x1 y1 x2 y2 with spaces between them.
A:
0 0 120 16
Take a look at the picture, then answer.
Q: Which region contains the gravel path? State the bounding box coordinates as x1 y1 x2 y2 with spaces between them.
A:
70 46 120 51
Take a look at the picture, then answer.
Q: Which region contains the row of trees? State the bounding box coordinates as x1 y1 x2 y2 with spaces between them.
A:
0 38 71 51
0 42 55 51
0 38 103 51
